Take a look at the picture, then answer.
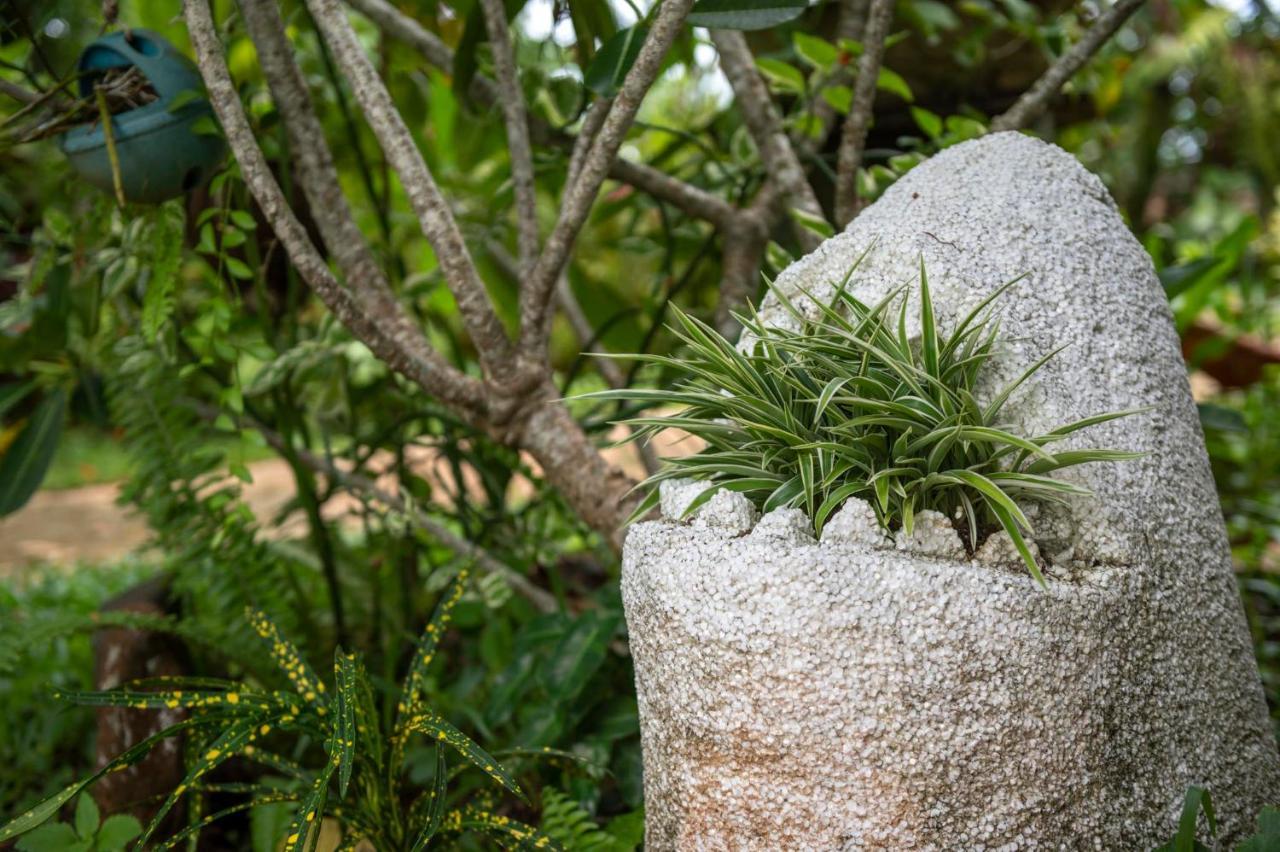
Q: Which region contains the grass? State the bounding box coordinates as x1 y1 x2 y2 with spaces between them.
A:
584 261 1141 585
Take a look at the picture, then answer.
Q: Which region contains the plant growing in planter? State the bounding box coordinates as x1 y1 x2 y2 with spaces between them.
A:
589 261 1142 585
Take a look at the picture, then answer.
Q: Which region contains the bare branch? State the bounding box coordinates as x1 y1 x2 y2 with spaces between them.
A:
346 0 734 229
488 240 624 391
798 0 869 157
567 97 610 189
714 184 776 337
479 0 539 275
715 218 769 340
345 0 500 104
185 0 487 415
0 77 41 105
516 0 698 360
989 0 1146 133
306 0 513 374
610 158 737 227
239 1 393 304
517 386 639 553
244 410 559 614
834 0 893 226
711 30 824 252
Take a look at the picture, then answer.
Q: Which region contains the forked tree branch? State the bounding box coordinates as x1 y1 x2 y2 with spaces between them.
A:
184 0 487 416
711 30 823 253
238 0 415 333
305 0 514 376
989 0 1146 132
345 0 732 228
834 0 893 226
518 0 698 360
479 0 539 275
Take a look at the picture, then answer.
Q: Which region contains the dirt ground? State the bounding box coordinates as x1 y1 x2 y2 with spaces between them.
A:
0 458 303 575
0 433 672 577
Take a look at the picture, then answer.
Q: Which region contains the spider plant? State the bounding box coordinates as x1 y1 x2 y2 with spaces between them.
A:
585 260 1142 586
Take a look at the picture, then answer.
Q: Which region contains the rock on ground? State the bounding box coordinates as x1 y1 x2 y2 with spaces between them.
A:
623 132 1280 849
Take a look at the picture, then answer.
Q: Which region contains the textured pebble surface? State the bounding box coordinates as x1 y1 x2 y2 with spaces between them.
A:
623 133 1280 850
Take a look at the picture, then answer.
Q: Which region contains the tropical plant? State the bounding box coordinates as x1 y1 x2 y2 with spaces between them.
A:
0 569 562 851
589 262 1141 585
12 793 140 852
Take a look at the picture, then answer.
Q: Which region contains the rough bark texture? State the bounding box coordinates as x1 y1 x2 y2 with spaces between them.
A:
833 0 893 225
479 0 538 274
712 30 823 253
91 577 186 827
624 134 1280 848
185 0 487 415
518 0 697 358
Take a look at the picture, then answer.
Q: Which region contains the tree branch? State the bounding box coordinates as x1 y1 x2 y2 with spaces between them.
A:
0 77 41 105
238 1 416 330
185 0 487 416
711 30 823 253
518 0 698 361
479 0 539 276
305 0 513 375
346 0 733 228
241 408 559 614
798 0 868 157
989 0 1146 133
834 0 893 226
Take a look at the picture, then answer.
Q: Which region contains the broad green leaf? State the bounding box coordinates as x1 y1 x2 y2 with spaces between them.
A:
754 57 805 94
95 815 142 852
539 610 621 704
0 387 66 517
688 0 808 30
74 793 99 839
910 106 942 138
584 26 648 96
793 32 837 68
821 85 852 114
788 206 834 240
1237 806 1280 852
14 822 86 852
876 67 913 101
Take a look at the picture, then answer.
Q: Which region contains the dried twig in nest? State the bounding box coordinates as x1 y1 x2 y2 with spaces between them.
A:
1 65 159 150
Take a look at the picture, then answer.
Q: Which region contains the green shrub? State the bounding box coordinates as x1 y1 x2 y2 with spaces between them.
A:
588 262 1141 585
0 569 560 851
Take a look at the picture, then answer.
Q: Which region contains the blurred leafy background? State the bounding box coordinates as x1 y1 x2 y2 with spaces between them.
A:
1 0 1279 847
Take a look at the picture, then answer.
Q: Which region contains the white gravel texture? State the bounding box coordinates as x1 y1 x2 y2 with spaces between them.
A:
622 133 1280 849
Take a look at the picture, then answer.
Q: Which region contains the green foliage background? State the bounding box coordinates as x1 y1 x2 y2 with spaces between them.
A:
1 0 1279 847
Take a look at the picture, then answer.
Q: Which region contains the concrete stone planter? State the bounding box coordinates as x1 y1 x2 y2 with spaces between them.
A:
622 133 1280 849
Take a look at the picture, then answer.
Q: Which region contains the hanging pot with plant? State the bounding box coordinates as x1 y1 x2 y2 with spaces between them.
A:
58 29 224 204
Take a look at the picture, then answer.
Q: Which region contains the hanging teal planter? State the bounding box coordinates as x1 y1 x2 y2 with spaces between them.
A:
59 29 225 204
